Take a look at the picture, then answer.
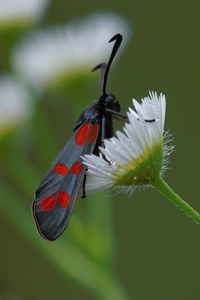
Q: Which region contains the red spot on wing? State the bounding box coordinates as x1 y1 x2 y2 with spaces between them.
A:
75 123 90 146
57 191 70 208
71 161 83 175
54 164 69 176
40 196 56 211
88 124 99 144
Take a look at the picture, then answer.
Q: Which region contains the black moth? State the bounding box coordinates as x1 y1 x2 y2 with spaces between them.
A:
32 33 127 241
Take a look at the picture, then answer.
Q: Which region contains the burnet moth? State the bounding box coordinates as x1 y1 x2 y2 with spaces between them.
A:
32 33 128 241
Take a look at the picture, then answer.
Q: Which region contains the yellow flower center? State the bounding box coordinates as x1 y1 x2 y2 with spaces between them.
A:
113 138 164 187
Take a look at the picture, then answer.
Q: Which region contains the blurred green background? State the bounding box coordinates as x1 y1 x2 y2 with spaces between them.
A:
1 0 200 299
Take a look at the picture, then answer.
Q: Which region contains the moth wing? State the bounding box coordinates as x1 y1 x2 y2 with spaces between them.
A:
32 122 100 240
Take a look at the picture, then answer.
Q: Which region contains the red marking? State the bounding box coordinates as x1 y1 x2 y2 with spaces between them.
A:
40 196 56 211
54 164 69 176
57 191 70 208
75 123 90 146
88 124 99 144
71 161 83 175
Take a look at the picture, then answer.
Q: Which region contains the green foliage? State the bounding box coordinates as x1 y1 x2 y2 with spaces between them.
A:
0 13 129 300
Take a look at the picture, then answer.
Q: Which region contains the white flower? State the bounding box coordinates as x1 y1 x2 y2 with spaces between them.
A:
0 74 32 135
0 0 49 27
13 12 131 92
82 92 173 195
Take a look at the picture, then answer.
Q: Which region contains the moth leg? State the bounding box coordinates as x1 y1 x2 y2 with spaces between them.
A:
106 108 157 123
105 108 128 121
81 172 87 199
101 114 106 147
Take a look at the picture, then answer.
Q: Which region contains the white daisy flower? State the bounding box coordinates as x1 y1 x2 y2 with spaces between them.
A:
13 12 131 92
82 92 173 195
0 74 32 135
0 0 49 27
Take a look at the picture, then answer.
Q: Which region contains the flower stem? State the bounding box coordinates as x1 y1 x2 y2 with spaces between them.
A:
153 176 200 225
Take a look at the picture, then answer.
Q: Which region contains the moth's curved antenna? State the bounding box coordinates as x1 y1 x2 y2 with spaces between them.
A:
103 33 122 95
92 33 123 96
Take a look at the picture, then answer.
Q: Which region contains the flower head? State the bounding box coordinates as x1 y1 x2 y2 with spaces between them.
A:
0 0 49 28
82 92 173 195
13 12 131 92
0 74 32 135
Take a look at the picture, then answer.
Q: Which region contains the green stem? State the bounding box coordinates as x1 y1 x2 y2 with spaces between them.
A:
153 176 200 225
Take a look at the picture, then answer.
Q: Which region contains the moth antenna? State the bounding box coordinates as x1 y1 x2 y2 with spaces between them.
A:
103 33 123 95
92 62 107 94
92 33 123 96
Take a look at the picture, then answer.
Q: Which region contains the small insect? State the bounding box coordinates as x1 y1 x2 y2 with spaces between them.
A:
32 33 128 241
